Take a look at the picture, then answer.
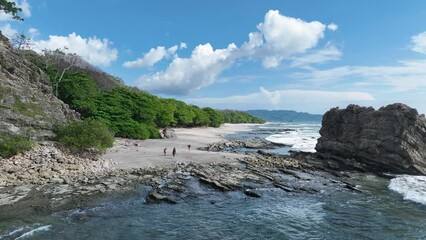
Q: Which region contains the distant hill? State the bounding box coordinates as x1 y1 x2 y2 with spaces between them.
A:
246 110 322 122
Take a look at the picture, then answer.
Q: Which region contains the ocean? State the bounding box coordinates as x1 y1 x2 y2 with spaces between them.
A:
1 122 425 239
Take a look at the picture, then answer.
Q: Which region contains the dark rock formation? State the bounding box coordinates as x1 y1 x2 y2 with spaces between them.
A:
0 32 79 139
316 103 426 175
160 127 176 139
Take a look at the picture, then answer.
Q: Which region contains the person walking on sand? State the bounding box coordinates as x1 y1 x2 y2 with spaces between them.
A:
163 148 167 156
172 147 176 157
187 144 191 151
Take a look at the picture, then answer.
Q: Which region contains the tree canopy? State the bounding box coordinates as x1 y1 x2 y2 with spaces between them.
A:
0 0 23 21
22 49 265 140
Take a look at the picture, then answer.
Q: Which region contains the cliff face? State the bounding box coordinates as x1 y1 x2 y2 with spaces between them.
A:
0 32 79 139
316 104 426 175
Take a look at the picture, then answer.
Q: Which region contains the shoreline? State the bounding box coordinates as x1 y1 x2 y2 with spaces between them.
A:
0 124 261 211
104 123 259 169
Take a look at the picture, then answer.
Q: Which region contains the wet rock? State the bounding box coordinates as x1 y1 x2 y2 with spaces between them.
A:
147 189 177 204
244 189 261 198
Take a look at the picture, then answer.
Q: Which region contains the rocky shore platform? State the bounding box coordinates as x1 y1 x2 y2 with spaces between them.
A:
0 137 361 217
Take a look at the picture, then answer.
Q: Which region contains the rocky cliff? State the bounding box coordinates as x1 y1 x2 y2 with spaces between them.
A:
315 104 426 175
0 32 79 139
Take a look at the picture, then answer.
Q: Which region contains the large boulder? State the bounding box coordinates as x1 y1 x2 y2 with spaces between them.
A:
316 103 426 175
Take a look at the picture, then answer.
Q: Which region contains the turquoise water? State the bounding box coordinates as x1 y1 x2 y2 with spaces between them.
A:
1 175 425 239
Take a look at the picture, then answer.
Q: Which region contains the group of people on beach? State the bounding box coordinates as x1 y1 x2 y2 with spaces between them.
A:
163 145 191 157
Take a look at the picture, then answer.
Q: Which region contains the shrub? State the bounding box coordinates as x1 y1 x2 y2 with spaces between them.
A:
55 119 114 151
0 134 33 158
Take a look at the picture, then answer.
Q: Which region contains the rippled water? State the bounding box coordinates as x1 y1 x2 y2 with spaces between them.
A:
1 175 425 239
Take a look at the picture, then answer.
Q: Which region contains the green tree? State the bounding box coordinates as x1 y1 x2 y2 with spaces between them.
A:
54 119 114 151
203 107 224 127
0 0 23 21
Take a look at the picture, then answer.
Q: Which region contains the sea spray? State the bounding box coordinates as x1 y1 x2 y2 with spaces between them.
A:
389 175 426 205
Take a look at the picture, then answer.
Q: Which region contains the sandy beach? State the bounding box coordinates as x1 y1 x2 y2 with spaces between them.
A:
104 123 257 169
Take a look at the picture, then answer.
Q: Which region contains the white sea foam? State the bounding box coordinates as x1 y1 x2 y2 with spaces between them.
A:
388 175 426 205
265 125 320 153
15 225 52 239
0 227 24 239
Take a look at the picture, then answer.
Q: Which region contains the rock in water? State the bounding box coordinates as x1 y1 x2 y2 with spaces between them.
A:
316 103 426 175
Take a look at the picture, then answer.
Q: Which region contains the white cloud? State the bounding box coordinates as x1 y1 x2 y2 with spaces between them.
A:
27 27 38 38
0 23 17 38
327 23 338 31
136 43 237 95
243 10 327 68
293 59 426 92
411 31 426 54
186 88 374 113
290 44 342 68
123 45 178 68
135 10 333 95
0 0 31 21
180 42 187 49
32 33 118 66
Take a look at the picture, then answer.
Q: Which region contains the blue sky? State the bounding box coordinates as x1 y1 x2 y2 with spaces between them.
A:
2 0 426 114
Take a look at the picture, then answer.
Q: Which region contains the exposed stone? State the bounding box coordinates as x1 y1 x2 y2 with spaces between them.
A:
160 127 176 139
0 32 79 139
316 103 426 175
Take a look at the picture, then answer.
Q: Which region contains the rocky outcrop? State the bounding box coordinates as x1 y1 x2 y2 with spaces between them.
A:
160 127 176 139
0 141 110 187
316 104 426 175
0 32 79 139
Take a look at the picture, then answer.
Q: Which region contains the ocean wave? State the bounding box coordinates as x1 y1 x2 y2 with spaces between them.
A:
388 175 426 205
15 225 51 239
265 130 319 153
0 227 24 239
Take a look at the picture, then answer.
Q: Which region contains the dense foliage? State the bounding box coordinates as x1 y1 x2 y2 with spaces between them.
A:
0 0 23 21
0 134 33 158
54 119 114 151
221 110 265 124
22 50 264 140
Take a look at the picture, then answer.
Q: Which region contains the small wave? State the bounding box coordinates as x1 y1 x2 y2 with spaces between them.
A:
388 175 426 205
265 130 319 153
15 225 51 239
0 227 24 239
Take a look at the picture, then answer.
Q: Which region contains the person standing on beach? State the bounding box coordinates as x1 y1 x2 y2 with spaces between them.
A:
163 148 167 156
172 147 176 157
187 144 191 151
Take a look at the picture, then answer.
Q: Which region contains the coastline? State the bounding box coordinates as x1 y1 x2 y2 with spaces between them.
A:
0 124 260 212
104 123 258 169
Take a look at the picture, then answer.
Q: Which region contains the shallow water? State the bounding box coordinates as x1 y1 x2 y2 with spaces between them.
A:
1 175 425 240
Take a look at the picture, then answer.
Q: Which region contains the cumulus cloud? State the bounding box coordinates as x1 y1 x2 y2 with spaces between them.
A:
180 42 187 49
123 45 178 68
0 23 17 38
32 33 118 66
186 88 374 113
411 31 426 54
137 43 237 95
327 23 338 31
135 10 334 95
248 10 327 68
0 0 31 21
